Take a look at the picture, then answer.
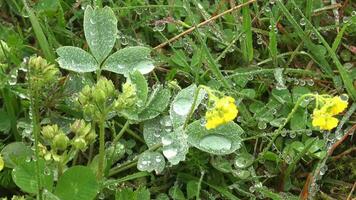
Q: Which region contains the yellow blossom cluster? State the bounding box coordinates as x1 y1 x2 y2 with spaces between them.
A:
205 96 238 130
312 96 348 131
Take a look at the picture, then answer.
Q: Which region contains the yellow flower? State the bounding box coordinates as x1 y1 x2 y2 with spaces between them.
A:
0 154 4 171
312 109 339 131
205 96 238 130
328 96 348 115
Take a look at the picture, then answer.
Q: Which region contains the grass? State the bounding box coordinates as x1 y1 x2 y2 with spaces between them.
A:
0 0 355 200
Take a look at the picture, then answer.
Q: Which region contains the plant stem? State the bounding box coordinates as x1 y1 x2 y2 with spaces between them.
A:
254 94 314 164
29 89 42 200
97 118 105 180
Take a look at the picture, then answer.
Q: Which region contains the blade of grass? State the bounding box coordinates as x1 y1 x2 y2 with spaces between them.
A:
182 0 230 88
275 0 334 77
268 13 278 66
288 0 356 101
23 0 54 62
331 17 354 52
241 0 253 62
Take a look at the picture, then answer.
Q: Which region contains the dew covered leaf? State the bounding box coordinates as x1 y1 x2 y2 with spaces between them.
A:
122 84 171 122
186 121 244 155
136 86 171 121
143 116 172 148
56 46 98 73
54 166 99 200
1 142 33 168
84 6 117 64
137 151 165 174
162 127 189 165
12 159 53 194
102 46 154 75
170 84 205 129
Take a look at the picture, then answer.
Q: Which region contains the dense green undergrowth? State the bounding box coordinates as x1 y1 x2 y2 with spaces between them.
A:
0 0 355 199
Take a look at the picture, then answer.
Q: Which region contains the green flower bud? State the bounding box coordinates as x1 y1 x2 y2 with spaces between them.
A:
70 119 85 133
41 125 59 139
73 138 87 151
52 133 69 151
94 88 106 105
85 129 97 144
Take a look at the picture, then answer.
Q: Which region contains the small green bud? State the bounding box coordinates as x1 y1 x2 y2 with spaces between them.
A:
85 129 97 144
73 138 87 151
52 133 69 151
70 120 85 133
41 125 59 139
94 88 106 105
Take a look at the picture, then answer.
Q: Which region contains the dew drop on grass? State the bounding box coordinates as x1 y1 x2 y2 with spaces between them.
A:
306 130 313 136
307 79 314 86
161 136 172 146
173 98 192 116
199 134 232 152
300 18 306 26
120 35 128 45
258 121 267 130
299 79 306 86
289 132 296 138
319 165 328 175
264 6 271 13
154 22 165 32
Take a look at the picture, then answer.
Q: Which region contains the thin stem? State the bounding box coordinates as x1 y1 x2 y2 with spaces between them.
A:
153 0 256 50
29 87 42 200
254 94 315 164
183 86 203 128
97 118 105 180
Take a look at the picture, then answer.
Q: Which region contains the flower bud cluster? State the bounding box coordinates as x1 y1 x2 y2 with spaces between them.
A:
27 56 60 88
78 77 117 121
70 120 96 151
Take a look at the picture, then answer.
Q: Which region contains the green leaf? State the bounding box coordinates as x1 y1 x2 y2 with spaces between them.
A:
12 159 53 194
102 46 154 75
55 166 99 200
84 6 117 63
170 84 205 129
1 142 33 168
143 116 172 148
186 121 244 155
137 151 165 174
137 86 171 121
272 88 292 104
56 46 98 73
0 110 11 133
186 181 199 199
169 185 185 200
162 127 189 165
116 187 150 200
290 107 307 130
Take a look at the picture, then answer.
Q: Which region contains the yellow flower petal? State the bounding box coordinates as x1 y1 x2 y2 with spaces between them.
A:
329 96 348 115
312 109 339 130
0 155 4 171
205 96 238 130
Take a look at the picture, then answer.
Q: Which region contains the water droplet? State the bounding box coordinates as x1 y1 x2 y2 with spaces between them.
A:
340 94 349 102
306 130 312 136
257 37 263 45
199 134 232 151
153 22 165 32
299 79 306 86
258 121 267 130
281 131 287 137
120 35 128 45
289 132 296 138
307 79 314 86
44 167 51 176
173 98 192 116
352 11 356 16
264 6 271 13
249 186 256 193
234 153 254 168
25 157 31 162
300 18 306 26
269 0 275 4
163 147 178 159
89 18 96 25
319 165 328 175
98 193 105 200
